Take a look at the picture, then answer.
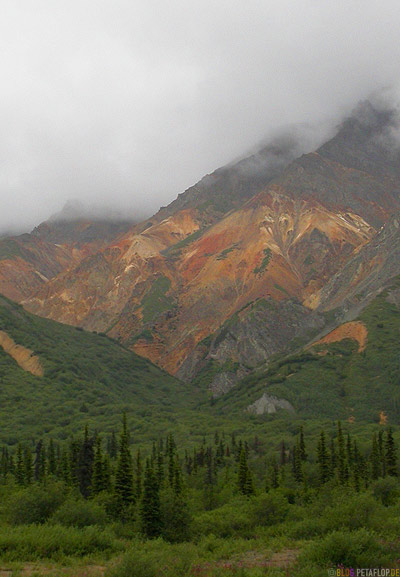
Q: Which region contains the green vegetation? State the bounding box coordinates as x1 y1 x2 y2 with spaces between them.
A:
0 295 191 445
162 228 207 259
140 276 174 323
1 275 400 573
0 421 399 575
253 248 272 275
273 282 290 296
216 243 240 260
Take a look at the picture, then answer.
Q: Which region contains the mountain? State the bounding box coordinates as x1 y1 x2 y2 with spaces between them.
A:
1 101 399 403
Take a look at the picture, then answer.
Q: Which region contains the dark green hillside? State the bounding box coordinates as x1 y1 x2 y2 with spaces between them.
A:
212 277 400 424
0 296 196 445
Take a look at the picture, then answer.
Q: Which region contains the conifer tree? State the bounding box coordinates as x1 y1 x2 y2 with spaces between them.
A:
135 449 143 500
34 440 46 482
237 447 255 496
140 459 162 538
370 433 381 480
15 444 24 485
299 426 307 461
48 439 57 476
24 447 33 485
280 441 286 466
346 433 353 465
292 443 303 483
108 431 118 459
60 448 71 485
168 436 176 488
0 447 9 480
92 436 107 495
270 458 280 489
378 430 386 477
156 448 164 486
317 431 330 485
78 426 94 498
69 439 81 486
330 437 337 475
114 414 134 507
385 428 398 477
352 440 361 492
336 422 349 484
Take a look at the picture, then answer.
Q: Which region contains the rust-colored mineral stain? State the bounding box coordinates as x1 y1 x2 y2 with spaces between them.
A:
312 321 368 353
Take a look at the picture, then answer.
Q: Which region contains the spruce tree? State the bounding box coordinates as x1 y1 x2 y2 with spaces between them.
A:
140 459 162 538
15 444 25 485
292 443 303 483
114 414 134 507
78 426 94 498
317 431 330 485
237 447 255 496
378 430 386 476
108 431 118 459
48 439 57 476
92 436 107 495
135 449 143 500
336 422 349 484
280 441 286 466
299 426 307 461
0 447 9 480
24 447 33 485
34 440 46 482
370 433 381 480
385 428 398 477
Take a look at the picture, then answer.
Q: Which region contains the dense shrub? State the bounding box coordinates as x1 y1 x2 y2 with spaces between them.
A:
192 498 253 538
249 490 290 526
0 525 120 561
51 497 108 528
5 482 66 525
300 528 393 568
371 477 400 506
106 539 199 577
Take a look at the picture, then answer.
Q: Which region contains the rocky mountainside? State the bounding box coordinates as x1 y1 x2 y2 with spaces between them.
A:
0 214 135 302
3 101 400 395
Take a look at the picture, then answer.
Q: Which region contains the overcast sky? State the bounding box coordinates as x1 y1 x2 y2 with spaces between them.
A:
1 0 400 233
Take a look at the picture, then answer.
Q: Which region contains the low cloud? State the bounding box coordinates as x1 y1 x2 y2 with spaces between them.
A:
1 1 400 234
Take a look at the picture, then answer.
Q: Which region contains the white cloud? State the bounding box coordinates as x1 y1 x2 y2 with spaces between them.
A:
0 0 400 232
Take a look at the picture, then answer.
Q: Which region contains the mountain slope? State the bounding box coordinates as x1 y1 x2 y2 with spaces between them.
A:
0 295 192 445
211 276 400 423
0 215 135 302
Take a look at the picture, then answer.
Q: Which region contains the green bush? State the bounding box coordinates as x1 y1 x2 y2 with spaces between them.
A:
322 492 380 531
0 524 120 561
106 539 199 577
5 481 66 525
249 491 289 526
300 528 392 568
51 497 108 528
371 477 400 506
192 498 253 538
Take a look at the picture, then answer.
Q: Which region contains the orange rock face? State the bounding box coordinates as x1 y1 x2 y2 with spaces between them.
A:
22 189 374 375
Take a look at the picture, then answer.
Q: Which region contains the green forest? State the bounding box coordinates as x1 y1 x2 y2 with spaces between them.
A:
0 418 399 576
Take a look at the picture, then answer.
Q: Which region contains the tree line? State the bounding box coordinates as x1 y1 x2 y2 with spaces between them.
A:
0 418 397 540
